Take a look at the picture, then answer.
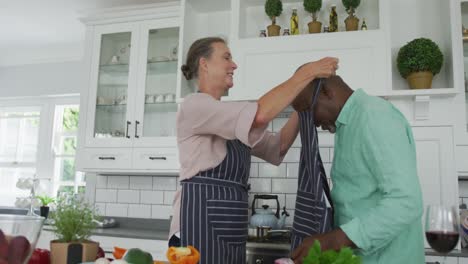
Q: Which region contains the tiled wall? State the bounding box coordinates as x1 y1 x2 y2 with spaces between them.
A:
90 115 334 226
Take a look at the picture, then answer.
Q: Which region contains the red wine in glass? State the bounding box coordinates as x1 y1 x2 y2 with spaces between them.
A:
425 231 459 254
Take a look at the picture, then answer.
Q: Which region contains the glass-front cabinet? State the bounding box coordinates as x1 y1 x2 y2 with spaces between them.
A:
84 19 179 149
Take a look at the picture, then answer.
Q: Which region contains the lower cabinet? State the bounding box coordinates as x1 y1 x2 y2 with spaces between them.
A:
426 255 459 264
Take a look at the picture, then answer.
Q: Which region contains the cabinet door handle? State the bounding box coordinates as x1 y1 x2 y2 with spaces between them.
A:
149 156 167 160
126 121 131 138
135 120 140 138
98 157 116 160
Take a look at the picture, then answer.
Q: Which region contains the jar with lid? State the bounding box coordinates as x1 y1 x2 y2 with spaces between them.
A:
259 30 267 37
283 29 290 36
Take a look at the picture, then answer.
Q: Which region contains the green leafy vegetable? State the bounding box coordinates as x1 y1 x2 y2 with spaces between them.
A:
303 240 362 264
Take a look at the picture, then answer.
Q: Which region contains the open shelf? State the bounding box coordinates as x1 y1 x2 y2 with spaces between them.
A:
374 88 459 98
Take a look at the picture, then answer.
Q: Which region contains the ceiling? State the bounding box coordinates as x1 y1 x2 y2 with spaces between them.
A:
0 0 170 66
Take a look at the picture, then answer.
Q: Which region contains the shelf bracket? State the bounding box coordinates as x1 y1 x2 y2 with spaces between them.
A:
413 95 430 121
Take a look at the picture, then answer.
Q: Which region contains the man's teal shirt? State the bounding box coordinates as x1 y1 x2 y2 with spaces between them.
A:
331 89 425 263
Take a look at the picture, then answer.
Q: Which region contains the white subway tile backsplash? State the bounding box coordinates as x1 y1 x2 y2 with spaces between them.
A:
153 177 177 191
283 148 300 162
95 189 117 203
272 179 298 194
130 176 153 190
330 148 334 161
128 204 152 218
250 163 259 178
256 194 286 210
151 205 173 219
319 148 330 162
96 175 108 188
164 191 176 205
292 136 301 147
108 176 129 189
285 210 295 226
272 118 288 132
117 190 140 203
259 163 286 178
249 178 272 193
95 203 106 215
285 194 297 209
141 190 164 204
323 163 332 178
286 163 299 178
106 203 128 217
251 156 265 163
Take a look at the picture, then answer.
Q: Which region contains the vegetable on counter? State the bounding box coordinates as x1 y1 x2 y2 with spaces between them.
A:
123 248 153 264
27 248 50 264
302 240 362 264
166 246 199 264
113 246 127 259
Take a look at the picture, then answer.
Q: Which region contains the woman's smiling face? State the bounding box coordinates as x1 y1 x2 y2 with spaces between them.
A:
205 42 238 90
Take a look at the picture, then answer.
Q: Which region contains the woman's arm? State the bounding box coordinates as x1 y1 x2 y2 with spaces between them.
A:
279 111 300 157
252 57 338 128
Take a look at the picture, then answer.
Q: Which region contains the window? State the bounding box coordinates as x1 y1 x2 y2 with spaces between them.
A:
0 107 41 206
52 105 84 196
0 96 81 207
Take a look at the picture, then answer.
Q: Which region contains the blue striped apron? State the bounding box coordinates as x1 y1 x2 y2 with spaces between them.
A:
291 79 334 252
180 139 250 264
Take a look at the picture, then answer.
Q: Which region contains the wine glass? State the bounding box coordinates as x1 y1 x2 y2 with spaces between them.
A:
425 205 459 262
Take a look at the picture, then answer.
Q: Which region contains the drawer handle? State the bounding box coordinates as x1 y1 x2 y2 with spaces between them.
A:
149 156 167 160
98 157 116 160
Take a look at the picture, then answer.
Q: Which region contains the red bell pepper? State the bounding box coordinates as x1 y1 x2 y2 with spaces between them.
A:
28 248 50 264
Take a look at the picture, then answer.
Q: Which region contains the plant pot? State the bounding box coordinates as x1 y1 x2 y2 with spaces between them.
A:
50 240 99 264
345 14 359 31
406 71 433 89
308 20 322 33
40 206 49 219
267 24 281 37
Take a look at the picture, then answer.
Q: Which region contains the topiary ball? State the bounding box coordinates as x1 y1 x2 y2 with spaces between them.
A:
396 38 444 79
265 0 283 18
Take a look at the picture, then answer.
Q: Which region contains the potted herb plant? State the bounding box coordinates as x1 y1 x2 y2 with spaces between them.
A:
49 195 100 264
265 0 283 36
342 0 360 31
35 195 55 219
397 38 444 89
304 0 322 33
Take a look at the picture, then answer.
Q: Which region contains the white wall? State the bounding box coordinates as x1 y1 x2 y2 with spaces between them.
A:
0 60 84 97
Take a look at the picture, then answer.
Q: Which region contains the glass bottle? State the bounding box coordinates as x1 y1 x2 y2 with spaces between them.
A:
283 29 290 36
259 30 267 37
290 9 300 35
361 18 368 30
329 5 338 32
323 26 330 33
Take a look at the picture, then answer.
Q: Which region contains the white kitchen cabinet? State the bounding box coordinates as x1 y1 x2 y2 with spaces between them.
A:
76 3 182 173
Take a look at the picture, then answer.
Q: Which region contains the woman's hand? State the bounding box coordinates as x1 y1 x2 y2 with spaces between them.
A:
297 57 339 80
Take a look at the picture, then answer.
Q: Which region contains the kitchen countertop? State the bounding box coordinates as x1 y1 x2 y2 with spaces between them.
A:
42 217 468 258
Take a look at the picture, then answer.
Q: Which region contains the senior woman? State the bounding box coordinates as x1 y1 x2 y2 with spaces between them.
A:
169 36 338 264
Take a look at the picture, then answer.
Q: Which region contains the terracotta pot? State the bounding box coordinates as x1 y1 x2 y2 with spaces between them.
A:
50 240 99 264
345 14 359 31
406 71 433 89
267 22 281 37
308 20 322 33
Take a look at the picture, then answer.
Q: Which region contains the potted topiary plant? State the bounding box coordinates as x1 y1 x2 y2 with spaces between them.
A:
49 195 100 264
35 195 55 219
342 0 360 31
304 0 322 33
397 38 444 89
265 0 283 36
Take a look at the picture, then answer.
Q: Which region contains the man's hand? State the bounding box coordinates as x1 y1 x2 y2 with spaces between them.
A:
291 228 355 264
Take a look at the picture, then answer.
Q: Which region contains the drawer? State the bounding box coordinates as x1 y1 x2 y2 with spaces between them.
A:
79 148 132 170
133 148 179 171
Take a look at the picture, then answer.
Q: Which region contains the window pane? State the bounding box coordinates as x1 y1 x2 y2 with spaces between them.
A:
62 107 79 132
57 186 74 196
61 137 77 155
0 109 40 163
59 158 76 181
0 167 35 207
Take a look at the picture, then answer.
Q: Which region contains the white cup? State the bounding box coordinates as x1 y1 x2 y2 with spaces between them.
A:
155 94 165 103
145 94 155 103
164 93 175 103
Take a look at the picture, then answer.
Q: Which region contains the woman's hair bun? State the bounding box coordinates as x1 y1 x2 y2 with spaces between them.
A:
181 64 192 80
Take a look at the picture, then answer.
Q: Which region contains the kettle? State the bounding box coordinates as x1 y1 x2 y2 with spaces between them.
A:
249 194 289 230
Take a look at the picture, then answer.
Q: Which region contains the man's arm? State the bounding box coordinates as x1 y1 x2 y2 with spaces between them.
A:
279 111 300 157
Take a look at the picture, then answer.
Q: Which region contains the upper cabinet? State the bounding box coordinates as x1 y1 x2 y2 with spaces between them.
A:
178 0 392 101
76 3 182 173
